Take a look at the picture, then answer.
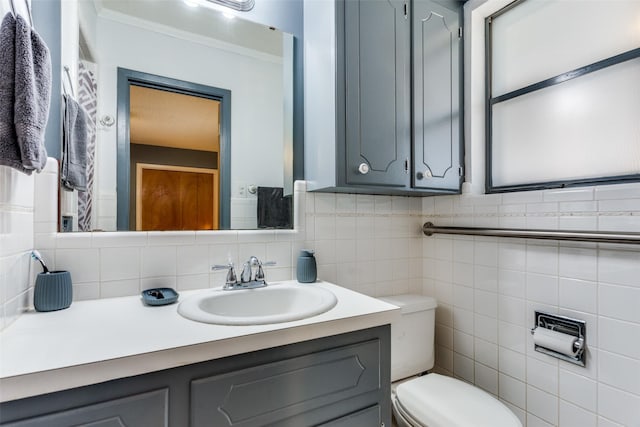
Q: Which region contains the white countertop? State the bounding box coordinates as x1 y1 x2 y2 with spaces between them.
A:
0 281 400 403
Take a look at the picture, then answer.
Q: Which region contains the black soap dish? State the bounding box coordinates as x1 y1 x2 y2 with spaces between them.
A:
141 288 179 306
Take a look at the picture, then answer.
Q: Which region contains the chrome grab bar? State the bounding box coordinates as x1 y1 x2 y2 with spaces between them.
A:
422 222 640 245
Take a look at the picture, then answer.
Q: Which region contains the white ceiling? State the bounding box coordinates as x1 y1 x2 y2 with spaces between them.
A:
94 0 283 56
129 85 220 152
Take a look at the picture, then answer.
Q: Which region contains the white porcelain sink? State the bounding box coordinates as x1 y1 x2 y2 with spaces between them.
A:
177 282 338 325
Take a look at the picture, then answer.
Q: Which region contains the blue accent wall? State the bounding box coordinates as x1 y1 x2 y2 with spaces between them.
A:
32 0 62 160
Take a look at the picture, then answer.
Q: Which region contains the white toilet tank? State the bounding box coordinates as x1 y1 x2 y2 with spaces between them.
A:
378 294 438 382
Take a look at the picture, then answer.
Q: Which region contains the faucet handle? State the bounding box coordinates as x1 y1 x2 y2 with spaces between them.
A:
212 263 238 287
256 265 265 281
211 263 233 271
254 260 277 282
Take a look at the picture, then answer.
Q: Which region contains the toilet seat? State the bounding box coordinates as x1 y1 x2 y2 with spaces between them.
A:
394 374 522 427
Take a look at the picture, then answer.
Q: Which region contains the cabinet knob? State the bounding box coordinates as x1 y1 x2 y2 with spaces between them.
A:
357 163 370 175
416 170 432 180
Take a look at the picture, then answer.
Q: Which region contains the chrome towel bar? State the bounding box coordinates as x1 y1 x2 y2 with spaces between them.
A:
422 222 640 245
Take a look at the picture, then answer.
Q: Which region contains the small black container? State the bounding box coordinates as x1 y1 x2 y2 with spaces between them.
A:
34 271 72 312
296 250 317 283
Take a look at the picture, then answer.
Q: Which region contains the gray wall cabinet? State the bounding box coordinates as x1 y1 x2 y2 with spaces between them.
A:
304 0 463 196
412 0 462 190
0 326 391 427
344 0 411 188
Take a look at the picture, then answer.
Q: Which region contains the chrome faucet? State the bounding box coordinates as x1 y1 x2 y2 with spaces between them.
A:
212 256 275 290
240 256 262 283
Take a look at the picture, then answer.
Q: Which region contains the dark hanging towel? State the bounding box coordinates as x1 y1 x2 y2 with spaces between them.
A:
257 186 292 229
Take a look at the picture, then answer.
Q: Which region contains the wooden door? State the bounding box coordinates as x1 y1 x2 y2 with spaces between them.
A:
136 164 218 231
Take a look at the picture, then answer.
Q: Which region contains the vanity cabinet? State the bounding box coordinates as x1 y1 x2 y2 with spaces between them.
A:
0 326 390 427
304 0 463 195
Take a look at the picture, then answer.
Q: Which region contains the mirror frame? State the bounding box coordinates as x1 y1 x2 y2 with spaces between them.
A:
116 68 232 230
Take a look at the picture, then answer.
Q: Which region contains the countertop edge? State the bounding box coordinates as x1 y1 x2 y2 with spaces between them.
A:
0 308 399 402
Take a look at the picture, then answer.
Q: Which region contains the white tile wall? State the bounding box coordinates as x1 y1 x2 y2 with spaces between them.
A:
22 176 423 305
425 182 640 426
230 197 258 230
0 159 58 331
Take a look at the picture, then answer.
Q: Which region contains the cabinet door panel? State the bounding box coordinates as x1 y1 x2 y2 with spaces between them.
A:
318 405 381 427
190 339 381 426
413 0 462 190
3 389 168 427
344 0 411 187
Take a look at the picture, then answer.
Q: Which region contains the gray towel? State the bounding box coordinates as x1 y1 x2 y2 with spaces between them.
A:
0 13 25 173
257 186 292 229
13 13 49 173
61 93 89 192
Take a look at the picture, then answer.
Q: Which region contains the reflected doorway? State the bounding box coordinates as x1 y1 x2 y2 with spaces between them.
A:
117 68 231 230
136 163 219 231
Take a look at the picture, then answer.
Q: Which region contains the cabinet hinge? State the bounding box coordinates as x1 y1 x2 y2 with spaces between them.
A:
458 166 463 177
458 27 463 39
404 2 408 19
404 158 409 174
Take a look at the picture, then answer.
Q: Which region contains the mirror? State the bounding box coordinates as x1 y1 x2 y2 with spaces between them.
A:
59 0 295 232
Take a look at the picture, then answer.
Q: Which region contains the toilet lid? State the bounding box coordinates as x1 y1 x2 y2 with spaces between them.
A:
395 374 522 427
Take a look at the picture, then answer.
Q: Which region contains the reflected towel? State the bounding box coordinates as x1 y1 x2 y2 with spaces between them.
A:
61 93 89 191
13 13 50 173
257 186 292 229
0 13 24 172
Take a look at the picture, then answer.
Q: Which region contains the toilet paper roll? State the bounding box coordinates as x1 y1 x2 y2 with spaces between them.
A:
533 327 579 356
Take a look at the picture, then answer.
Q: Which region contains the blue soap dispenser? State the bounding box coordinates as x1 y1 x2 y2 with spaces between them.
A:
296 250 317 283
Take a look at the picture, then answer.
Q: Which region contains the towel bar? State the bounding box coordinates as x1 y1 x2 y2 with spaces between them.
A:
422 222 640 245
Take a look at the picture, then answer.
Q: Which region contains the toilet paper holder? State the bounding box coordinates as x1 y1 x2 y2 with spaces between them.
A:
530 311 586 366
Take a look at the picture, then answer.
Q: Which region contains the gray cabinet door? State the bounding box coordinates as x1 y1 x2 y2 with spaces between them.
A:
318 405 381 427
344 0 411 187
3 389 169 427
190 339 381 426
412 0 462 190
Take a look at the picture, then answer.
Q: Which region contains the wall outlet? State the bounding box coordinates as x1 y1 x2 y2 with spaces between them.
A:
236 182 246 197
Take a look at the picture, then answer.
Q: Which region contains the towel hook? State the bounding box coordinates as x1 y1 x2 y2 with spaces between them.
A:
63 66 76 97
7 0 33 27
24 0 34 28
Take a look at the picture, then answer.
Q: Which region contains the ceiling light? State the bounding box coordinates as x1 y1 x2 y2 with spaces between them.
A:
205 0 255 12
183 0 199 7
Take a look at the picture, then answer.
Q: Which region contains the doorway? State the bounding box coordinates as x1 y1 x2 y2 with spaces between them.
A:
116 68 231 230
136 163 219 231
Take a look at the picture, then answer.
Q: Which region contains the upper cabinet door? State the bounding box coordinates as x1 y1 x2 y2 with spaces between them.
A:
412 0 462 190
344 0 411 187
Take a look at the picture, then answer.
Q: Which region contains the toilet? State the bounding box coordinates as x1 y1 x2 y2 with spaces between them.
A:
378 294 522 427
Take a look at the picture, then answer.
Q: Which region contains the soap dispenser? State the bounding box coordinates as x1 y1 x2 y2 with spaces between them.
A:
296 250 317 283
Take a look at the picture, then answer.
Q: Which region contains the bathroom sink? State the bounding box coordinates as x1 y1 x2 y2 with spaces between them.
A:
177 282 338 325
